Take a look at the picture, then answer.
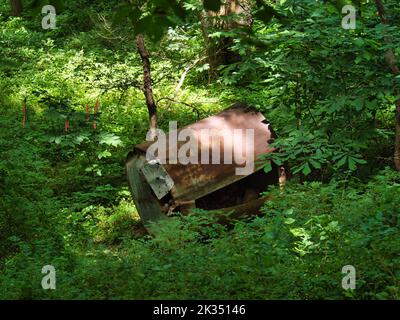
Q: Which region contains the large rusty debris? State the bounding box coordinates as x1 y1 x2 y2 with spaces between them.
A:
126 103 281 229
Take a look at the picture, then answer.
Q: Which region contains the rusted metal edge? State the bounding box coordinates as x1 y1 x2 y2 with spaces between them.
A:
131 105 275 202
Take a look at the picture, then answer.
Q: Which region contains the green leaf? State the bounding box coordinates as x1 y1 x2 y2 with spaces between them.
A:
352 98 364 112
264 162 272 173
8 236 21 242
309 158 321 169
355 56 362 64
352 157 367 164
337 156 347 168
348 157 356 170
284 218 296 225
354 38 364 47
98 133 123 147
97 150 112 159
75 134 89 145
284 208 294 215
302 163 312 176
363 51 372 61
348 156 364 170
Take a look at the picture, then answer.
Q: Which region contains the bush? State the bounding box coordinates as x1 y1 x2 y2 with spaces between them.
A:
1 169 398 299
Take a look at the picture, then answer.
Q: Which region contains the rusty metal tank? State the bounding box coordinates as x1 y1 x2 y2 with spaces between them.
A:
126 103 280 229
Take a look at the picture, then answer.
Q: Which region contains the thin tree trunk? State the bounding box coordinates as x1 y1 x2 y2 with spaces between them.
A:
9 0 22 17
374 0 400 170
136 34 157 139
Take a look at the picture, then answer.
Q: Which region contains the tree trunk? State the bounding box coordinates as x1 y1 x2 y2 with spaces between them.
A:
136 34 157 139
374 0 400 170
395 101 400 170
9 0 22 17
199 0 252 82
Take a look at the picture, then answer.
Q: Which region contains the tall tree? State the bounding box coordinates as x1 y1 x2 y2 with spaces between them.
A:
199 0 252 81
374 0 400 170
9 0 22 17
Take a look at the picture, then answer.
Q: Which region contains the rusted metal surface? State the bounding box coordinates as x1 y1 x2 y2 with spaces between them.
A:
133 105 275 201
126 104 278 229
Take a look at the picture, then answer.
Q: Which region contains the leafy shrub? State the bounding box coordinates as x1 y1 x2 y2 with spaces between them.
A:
1 169 398 299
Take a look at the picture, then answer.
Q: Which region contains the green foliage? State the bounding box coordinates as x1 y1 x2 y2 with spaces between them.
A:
1 0 399 301
1 170 399 299
219 0 399 178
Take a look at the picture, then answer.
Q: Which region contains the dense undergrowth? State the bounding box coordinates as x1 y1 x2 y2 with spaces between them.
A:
1 0 399 299
1 169 399 299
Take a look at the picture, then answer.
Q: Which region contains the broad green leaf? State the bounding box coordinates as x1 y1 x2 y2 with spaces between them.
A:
309 158 321 169
97 150 112 159
337 156 347 168
348 157 356 170
302 163 312 176
284 218 296 225
98 133 123 147
264 162 272 173
352 157 367 164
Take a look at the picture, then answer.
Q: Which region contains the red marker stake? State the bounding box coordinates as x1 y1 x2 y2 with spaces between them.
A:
93 98 99 130
85 103 89 123
94 98 99 114
65 115 69 132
